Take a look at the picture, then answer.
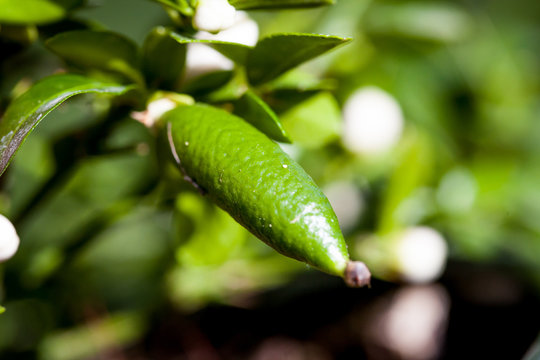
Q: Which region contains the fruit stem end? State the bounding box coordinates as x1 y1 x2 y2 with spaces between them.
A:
344 261 371 288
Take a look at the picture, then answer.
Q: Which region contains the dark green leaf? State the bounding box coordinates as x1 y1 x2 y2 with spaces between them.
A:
4 133 56 218
15 153 155 258
0 24 38 46
229 0 334 10
0 74 132 176
262 72 336 113
167 29 252 64
51 0 85 10
263 89 322 114
45 30 143 85
202 70 249 103
234 91 291 143
0 0 65 25
142 27 187 90
183 70 234 96
38 18 91 39
246 33 350 85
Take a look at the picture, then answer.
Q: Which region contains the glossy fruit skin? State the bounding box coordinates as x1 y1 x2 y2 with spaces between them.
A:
164 104 350 277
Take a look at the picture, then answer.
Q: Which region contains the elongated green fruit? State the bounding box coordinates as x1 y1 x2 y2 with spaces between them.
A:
163 104 370 287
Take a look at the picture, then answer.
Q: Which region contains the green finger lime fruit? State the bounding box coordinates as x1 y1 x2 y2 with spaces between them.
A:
163 104 370 287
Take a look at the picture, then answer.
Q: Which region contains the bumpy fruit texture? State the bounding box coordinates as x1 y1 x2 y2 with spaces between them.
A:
164 104 354 278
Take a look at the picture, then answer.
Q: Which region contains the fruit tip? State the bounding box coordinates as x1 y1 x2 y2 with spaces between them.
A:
344 261 371 288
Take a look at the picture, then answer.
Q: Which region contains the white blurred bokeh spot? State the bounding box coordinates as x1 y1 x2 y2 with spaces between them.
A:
0 214 19 261
342 86 404 156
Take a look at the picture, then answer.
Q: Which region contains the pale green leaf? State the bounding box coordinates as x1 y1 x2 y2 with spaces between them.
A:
280 92 341 148
0 0 65 25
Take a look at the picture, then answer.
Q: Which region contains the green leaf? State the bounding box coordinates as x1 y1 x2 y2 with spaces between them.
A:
175 192 247 266
246 33 351 85
15 154 155 262
183 71 234 96
0 0 65 25
72 208 170 306
229 0 334 10
280 92 341 148
167 29 252 64
377 132 434 234
0 306 5 314
234 90 291 143
39 312 145 360
142 27 187 90
0 74 131 176
150 0 194 15
45 30 144 85
365 3 472 44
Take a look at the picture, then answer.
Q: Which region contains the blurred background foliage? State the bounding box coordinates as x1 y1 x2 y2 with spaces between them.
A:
1 0 540 359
